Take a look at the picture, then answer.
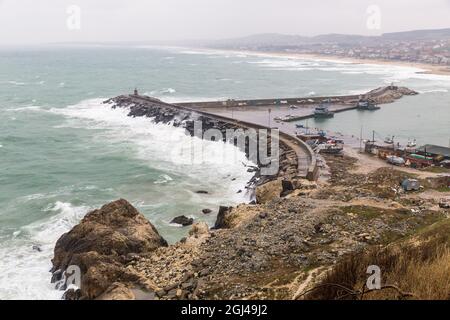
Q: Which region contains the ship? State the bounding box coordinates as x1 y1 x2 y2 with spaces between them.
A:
407 139 417 148
357 99 380 110
384 136 395 144
313 102 334 118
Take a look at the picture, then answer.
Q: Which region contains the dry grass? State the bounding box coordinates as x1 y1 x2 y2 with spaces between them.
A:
305 219 450 300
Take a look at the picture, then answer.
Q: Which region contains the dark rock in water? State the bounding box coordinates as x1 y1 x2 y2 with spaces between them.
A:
32 245 42 252
51 199 167 300
51 269 63 283
63 288 82 300
202 209 212 214
171 215 194 226
196 190 209 194
237 190 242 194
213 206 233 229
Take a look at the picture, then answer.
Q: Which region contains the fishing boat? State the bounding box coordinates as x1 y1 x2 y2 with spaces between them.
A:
357 100 380 110
319 143 343 154
384 136 395 144
407 139 417 148
313 103 334 118
295 124 305 128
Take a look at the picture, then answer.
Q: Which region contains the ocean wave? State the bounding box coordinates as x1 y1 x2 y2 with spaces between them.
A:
5 105 43 112
5 80 26 86
148 88 176 95
154 174 173 184
417 88 449 94
0 201 89 300
50 99 255 185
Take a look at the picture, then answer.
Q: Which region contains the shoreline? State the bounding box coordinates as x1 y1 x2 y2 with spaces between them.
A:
203 47 450 77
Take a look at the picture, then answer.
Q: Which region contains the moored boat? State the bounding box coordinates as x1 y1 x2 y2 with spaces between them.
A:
313 103 334 118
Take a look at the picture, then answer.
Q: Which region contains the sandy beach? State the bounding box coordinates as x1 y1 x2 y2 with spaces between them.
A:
220 49 450 76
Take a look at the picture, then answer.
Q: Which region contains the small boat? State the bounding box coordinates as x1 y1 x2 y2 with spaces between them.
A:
357 100 380 110
407 139 417 148
319 144 343 154
279 115 296 121
384 136 395 144
314 103 334 118
296 124 305 128
289 105 298 109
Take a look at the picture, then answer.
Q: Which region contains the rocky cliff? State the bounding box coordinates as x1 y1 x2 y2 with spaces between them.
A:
51 156 449 300
51 199 167 299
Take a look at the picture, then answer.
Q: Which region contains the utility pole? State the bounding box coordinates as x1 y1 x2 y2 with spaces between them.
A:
268 108 271 128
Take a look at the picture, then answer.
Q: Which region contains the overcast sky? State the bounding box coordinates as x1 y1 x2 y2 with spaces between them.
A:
0 0 449 45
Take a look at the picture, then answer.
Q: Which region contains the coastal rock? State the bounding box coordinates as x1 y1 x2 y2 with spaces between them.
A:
171 215 194 226
256 179 283 204
213 206 233 229
51 199 167 299
281 179 294 197
202 209 212 214
97 283 136 300
213 205 260 229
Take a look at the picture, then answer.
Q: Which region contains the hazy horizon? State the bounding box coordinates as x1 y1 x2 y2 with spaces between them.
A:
0 0 450 45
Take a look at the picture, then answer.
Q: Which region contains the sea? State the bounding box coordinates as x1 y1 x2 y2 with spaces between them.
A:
0 45 449 299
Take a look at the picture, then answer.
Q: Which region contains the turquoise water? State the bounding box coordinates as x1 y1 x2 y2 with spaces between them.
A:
0 45 449 299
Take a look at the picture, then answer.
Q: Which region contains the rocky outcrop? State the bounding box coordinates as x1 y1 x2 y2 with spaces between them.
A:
213 206 233 229
171 215 194 226
51 199 167 299
367 86 418 104
255 179 283 204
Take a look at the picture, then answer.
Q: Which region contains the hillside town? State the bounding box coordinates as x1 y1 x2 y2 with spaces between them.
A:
286 39 450 66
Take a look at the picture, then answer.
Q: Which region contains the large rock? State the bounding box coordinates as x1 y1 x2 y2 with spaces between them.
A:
51 199 167 299
256 179 283 204
213 206 233 229
171 215 194 226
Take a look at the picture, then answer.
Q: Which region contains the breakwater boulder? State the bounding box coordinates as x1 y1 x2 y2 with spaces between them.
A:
51 199 167 299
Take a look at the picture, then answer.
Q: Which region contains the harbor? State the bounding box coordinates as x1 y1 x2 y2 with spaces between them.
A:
175 85 450 173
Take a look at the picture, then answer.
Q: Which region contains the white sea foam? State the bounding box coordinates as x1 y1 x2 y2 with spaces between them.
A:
147 88 177 96
5 105 43 112
0 201 90 300
50 99 254 204
154 174 173 184
418 88 449 94
6 80 26 86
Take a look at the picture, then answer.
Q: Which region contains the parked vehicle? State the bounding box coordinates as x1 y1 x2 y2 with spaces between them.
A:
386 155 405 166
